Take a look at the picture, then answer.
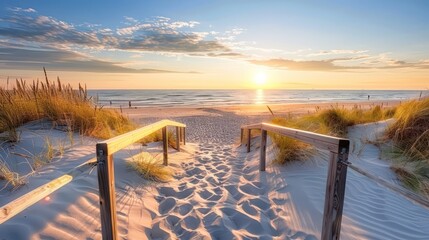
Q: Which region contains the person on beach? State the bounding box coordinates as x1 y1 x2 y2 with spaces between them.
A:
368 95 370 100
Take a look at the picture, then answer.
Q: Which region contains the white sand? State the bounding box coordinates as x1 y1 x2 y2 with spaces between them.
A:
1 103 429 239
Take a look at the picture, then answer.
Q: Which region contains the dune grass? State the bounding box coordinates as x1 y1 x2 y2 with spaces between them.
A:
0 70 137 189
0 159 26 189
127 152 172 182
0 73 135 141
384 98 429 197
271 104 396 164
139 129 176 147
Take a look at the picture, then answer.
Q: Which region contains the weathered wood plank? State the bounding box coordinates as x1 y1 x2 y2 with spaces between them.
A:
97 143 118 240
260 130 267 171
349 163 429 209
0 175 72 224
176 126 180 152
262 123 344 153
162 127 168 166
99 120 185 155
0 157 96 225
321 140 349 240
247 129 251 153
241 123 262 130
183 127 186 145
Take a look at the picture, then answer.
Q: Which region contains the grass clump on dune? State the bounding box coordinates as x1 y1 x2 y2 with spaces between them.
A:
0 71 135 141
0 160 25 189
271 104 396 163
127 153 172 182
385 98 429 196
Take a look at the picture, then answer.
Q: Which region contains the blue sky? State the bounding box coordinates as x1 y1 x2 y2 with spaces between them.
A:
0 0 428 89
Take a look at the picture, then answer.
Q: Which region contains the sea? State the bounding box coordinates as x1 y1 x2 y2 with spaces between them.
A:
88 89 427 108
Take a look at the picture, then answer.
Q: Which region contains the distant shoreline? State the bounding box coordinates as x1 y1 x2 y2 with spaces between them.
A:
89 89 424 109
120 100 402 120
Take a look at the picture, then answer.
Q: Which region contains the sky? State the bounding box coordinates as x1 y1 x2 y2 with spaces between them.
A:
0 0 428 90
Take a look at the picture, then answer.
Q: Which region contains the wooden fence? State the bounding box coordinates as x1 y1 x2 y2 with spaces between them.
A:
241 122 350 240
0 119 185 240
96 119 186 240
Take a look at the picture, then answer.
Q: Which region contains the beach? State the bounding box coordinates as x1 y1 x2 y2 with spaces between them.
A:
1 100 429 239
2 0 429 238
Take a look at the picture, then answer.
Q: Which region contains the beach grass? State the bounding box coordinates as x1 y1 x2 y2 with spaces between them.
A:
127 152 172 182
0 160 25 189
139 130 176 147
385 97 429 197
271 104 396 163
0 72 135 140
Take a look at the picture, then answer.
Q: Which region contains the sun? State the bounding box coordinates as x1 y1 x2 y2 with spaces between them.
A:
253 72 267 87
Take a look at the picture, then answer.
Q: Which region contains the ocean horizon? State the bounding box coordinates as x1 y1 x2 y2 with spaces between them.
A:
88 89 427 108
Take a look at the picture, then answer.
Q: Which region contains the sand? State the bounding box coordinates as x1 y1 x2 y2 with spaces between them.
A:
2 100 429 239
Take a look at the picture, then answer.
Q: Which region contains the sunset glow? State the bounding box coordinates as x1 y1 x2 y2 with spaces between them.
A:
253 73 267 88
0 1 427 90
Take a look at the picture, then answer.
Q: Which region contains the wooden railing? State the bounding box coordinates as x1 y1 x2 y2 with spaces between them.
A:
96 119 186 240
241 122 350 240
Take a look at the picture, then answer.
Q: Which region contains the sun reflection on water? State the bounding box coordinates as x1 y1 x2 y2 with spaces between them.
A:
254 89 265 104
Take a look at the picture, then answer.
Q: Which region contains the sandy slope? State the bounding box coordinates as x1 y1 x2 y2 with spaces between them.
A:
1 107 429 239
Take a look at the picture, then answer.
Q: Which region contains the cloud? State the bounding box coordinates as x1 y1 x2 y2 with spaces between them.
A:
0 12 236 57
249 57 429 71
9 7 36 13
248 58 353 71
0 44 185 73
307 49 369 56
0 15 100 46
118 32 229 52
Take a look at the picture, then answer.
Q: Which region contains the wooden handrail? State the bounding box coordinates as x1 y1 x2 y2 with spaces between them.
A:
99 120 185 155
242 122 346 153
0 157 97 225
241 122 350 240
96 119 186 240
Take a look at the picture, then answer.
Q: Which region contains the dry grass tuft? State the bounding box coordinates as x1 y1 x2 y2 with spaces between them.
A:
386 98 429 161
0 70 135 140
270 134 313 164
384 97 429 197
127 153 172 182
0 160 26 189
271 104 396 163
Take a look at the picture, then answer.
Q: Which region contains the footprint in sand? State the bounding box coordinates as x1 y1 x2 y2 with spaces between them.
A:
166 215 181 227
240 200 258 216
186 168 205 175
239 182 265 196
248 198 271 211
215 165 230 171
196 207 211 215
159 197 176 214
225 185 244 201
272 197 288 205
183 216 200 230
178 203 194 216
198 189 213 200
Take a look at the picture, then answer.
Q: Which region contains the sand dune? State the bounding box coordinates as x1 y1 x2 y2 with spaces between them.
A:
1 106 429 239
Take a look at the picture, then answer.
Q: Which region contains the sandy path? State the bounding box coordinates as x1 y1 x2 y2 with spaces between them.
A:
2 103 429 240
126 109 312 239
136 143 314 239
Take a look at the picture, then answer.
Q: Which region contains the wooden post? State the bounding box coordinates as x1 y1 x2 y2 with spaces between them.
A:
247 129 251 152
175 126 180 151
260 130 267 171
162 127 168 166
96 143 118 240
240 129 244 143
321 139 350 240
183 127 186 145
